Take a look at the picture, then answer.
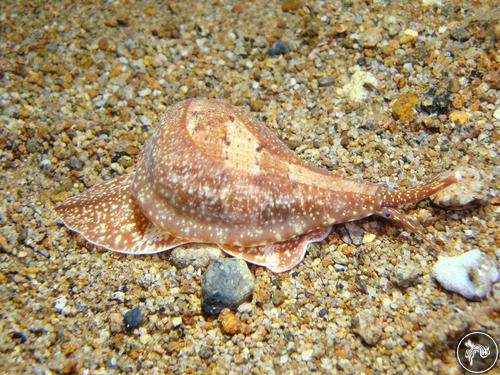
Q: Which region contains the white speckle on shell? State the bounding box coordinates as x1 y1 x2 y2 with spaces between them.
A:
432 250 499 300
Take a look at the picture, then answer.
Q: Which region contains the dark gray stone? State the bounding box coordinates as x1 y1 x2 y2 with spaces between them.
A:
123 306 142 330
267 40 291 56
420 87 451 115
201 258 255 315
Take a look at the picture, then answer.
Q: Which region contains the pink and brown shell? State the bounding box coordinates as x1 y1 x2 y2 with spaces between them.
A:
56 99 460 272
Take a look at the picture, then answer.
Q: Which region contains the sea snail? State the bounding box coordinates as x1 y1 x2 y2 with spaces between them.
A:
56 99 461 272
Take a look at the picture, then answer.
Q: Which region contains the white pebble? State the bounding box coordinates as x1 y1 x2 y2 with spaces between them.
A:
237 302 253 314
111 291 125 303
301 349 313 361
422 0 443 6
138 88 151 97
172 317 183 327
339 68 378 102
432 250 499 300
54 296 67 312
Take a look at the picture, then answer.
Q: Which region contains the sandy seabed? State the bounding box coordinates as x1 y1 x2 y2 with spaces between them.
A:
1 1 498 373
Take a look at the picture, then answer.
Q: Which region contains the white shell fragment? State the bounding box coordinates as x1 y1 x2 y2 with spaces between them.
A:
432 250 499 300
431 167 484 208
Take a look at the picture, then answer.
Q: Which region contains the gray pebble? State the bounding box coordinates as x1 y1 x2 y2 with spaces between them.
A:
201 258 255 315
272 289 286 306
116 44 130 58
169 245 223 269
331 250 349 266
139 115 152 127
138 88 151 97
26 138 43 154
450 28 470 42
318 76 335 88
237 302 253 314
355 29 382 48
334 264 347 271
340 222 365 245
111 291 125 303
123 306 142 330
267 40 291 56
391 263 421 288
4 105 20 118
198 346 214 359
351 309 383 346
93 93 110 107
68 156 83 170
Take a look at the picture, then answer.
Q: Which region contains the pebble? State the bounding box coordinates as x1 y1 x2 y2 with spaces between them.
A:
432 167 484 208
169 245 223 268
422 0 443 6
236 302 253 314
201 258 255 315
449 28 470 42
420 87 451 115
362 233 376 244
123 306 142 330
391 263 421 288
494 107 500 120
339 68 378 102
109 312 123 333
331 250 349 266
218 308 249 335
11 331 27 344
272 289 286 306
98 37 109 51
53 296 67 313
391 92 419 122
341 222 365 245
448 111 469 124
267 40 291 56
317 76 335 88
301 349 314 361
138 88 151 97
356 29 382 48
139 115 152 127
281 0 303 12
351 309 383 346
111 291 125 303
68 157 83 170
198 346 213 359
26 138 44 154
432 250 499 300
447 78 460 93
400 29 418 44
171 317 182 328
